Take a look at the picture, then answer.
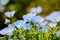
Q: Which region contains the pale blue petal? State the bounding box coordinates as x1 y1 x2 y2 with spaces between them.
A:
56 30 60 37
23 13 36 22
5 18 10 24
22 23 32 29
32 16 44 23
46 11 60 22
13 20 26 28
0 24 16 35
36 6 42 14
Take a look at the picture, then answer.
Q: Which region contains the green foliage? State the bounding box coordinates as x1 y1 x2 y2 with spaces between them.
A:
1 26 60 40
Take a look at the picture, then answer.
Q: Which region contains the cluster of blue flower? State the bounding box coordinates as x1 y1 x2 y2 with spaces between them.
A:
0 6 60 36
5 10 16 24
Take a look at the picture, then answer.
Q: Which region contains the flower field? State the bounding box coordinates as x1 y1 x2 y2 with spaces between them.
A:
0 0 60 40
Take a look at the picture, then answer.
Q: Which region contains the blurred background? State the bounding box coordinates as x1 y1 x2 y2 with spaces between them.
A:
0 0 60 30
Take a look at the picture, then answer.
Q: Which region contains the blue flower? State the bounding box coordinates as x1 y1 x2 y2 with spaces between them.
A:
32 16 44 23
13 20 26 28
13 20 32 29
42 26 48 32
48 22 57 27
5 10 16 18
5 18 10 24
22 23 32 29
8 38 13 40
39 21 48 26
23 13 36 22
46 11 60 22
56 30 60 37
36 6 42 14
36 21 48 31
0 24 16 35
30 6 42 14
30 7 36 13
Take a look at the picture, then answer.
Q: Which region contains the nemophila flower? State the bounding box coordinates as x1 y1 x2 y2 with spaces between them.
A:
0 24 16 35
56 30 60 37
42 26 48 32
30 7 36 13
48 22 57 27
13 20 26 28
39 21 48 26
5 10 16 18
46 11 60 22
5 18 10 24
30 6 42 14
23 13 36 22
36 6 42 14
8 38 13 40
13 20 32 29
36 21 48 31
22 23 32 29
32 16 44 24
